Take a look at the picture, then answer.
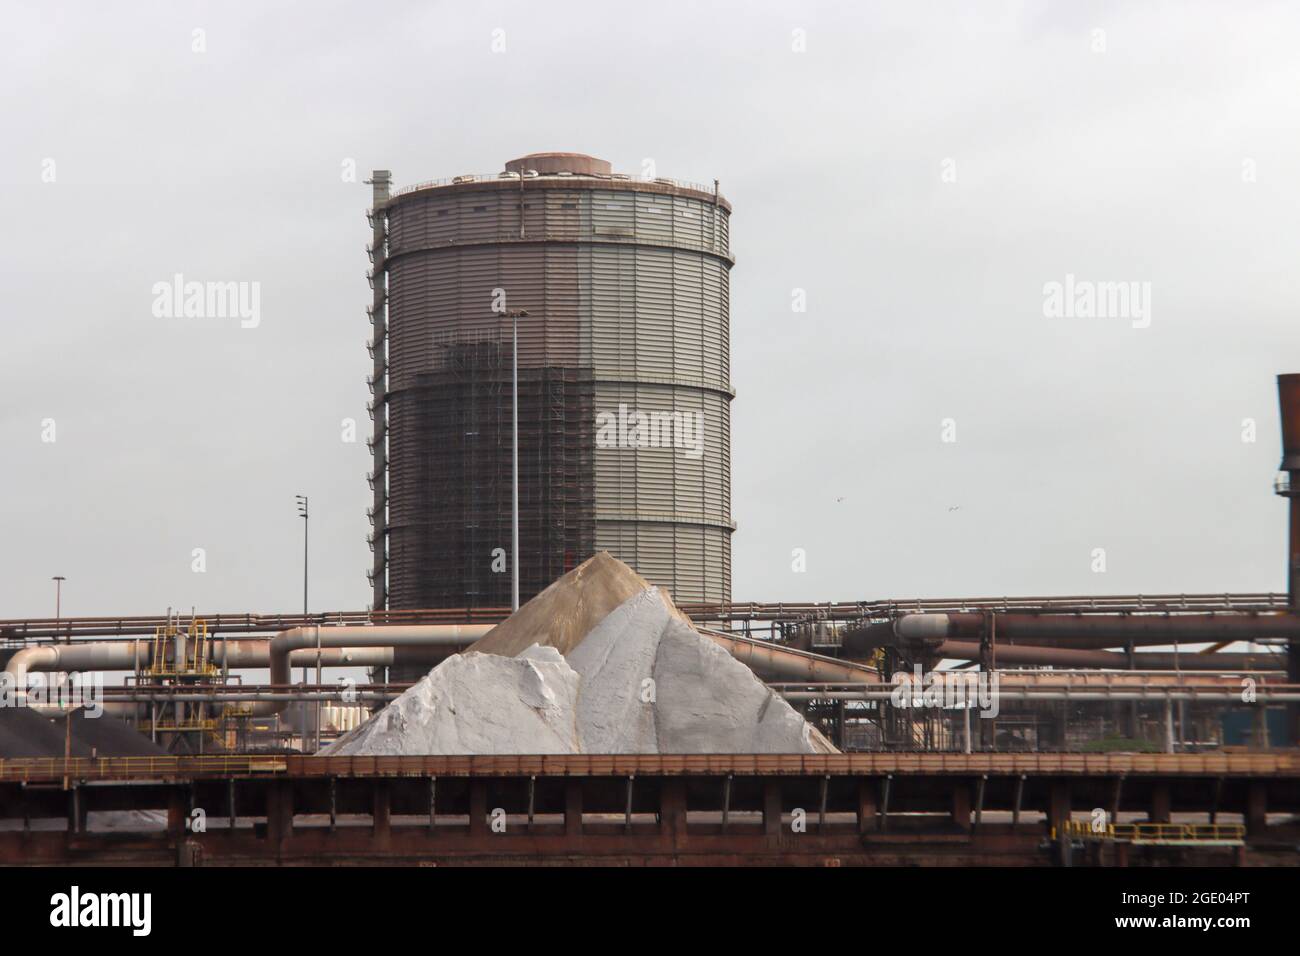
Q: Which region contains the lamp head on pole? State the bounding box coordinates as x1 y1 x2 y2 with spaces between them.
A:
295 495 309 519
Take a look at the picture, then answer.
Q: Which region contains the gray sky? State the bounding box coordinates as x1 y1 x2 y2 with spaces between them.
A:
2 0 1297 621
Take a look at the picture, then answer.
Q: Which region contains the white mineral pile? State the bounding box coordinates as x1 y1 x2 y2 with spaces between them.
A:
325 645 580 755
323 553 835 755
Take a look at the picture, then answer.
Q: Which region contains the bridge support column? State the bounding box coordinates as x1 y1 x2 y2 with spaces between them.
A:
469 779 488 837
856 779 877 834
1245 781 1267 838
372 782 391 845
564 780 583 837
763 780 783 836
660 780 688 844
950 781 971 832
1149 784 1171 824
166 787 186 837
1047 781 1071 833
265 781 293 849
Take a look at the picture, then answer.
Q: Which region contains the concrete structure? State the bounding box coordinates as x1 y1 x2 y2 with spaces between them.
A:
366 153 734 612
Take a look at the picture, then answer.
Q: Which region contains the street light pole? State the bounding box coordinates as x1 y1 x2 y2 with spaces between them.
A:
295 495 311 750
52 576 65 643
296 495 309 617
508 309 529 612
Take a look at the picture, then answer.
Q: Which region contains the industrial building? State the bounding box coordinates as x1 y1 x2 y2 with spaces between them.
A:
367 153 734 614
0 153 1298 866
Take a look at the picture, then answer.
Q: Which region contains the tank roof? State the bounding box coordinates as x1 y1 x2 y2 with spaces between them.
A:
505 152 612 176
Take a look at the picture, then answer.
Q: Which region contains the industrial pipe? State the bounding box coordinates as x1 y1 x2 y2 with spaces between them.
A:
839 621 898 658
2 627 492 715
71 685 1300 705
779 688 1300 703
5 593 1291 641
699 629 879 683
4 625 866 720
3 635 488 688
929 639 1281 671
5 642 146 701
889 611 1300 649
260 625 490 716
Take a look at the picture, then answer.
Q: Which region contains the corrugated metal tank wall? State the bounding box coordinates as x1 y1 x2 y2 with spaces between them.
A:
378 153 733 608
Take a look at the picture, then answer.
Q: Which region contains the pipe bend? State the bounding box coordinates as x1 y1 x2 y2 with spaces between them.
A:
4 645 59 695
2 645 139 717
260 624 492 718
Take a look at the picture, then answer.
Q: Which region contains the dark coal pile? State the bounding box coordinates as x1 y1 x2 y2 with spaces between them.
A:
0 707 71 757
58 709 167 757
0 707 165 758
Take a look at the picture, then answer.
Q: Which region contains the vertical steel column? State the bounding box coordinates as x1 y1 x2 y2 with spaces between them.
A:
372 782 391 844
950 781 971 832
511 310 520 612
469 780 489 836
1051 782 1073 867
762 779 782 836
367 171 392 613
1245 781 1268 837
856 778 877 835
1277 374 1300 744
564 780 583 837
660 780 688 843
1149 784 1171 824
879 774 893 831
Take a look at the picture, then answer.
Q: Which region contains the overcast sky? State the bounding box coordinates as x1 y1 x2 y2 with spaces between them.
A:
2 1 1297 621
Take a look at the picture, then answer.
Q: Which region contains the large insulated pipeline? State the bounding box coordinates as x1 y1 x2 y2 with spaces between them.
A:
699 629 879 683
890 612 1300 649
4 641 165 717
5 625 877 720
927 640 1282 671
3 626 491 715
259 625 488 715
837 614 1292 671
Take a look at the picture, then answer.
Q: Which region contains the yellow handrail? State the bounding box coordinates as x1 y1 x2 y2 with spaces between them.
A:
1062 819 1245 844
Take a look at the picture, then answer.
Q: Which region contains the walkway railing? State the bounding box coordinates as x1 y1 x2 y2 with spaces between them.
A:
1062 819 1246 845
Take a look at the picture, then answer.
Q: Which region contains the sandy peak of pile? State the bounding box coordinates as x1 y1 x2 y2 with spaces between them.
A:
468 550 690 658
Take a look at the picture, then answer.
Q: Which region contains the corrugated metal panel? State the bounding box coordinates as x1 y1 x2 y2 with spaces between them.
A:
635 191 675 244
